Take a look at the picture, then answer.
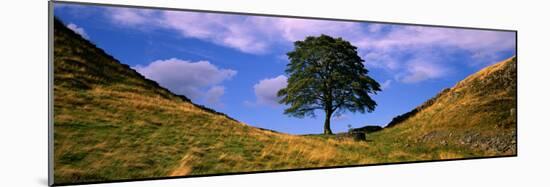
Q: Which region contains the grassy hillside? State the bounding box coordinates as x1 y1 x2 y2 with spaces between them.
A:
53 17 516 185
380 56 517 155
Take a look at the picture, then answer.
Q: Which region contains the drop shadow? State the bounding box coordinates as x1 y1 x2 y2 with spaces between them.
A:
36 178 49 186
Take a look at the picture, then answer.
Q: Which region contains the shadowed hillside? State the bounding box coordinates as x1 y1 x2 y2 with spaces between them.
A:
380 56 517 155
53 16 516 185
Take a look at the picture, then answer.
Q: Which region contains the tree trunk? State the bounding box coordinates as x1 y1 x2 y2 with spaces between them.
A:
324 111 333 135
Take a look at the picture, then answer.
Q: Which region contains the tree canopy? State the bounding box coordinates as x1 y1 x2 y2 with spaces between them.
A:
278 34 381 134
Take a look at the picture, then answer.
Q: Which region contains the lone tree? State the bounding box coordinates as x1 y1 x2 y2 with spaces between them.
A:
278 35 381 135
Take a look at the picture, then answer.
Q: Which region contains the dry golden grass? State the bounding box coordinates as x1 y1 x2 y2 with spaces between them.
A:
438 151 463 160
382 57 517 157
54 81 386 183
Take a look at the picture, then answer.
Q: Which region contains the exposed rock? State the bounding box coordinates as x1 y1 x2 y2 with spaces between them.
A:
352 132 366 141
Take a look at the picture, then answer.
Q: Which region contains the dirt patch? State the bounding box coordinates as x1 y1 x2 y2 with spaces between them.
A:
169 154 195 176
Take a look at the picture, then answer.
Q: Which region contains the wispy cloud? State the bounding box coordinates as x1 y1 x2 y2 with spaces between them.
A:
66 23 89 39
333 114 349 121
398 57 448 83
380 80 392 90
359 25 515 83
160 11 271 54
101 7 366 54
108 8 157 26
133 58 236 105
60 5 515 83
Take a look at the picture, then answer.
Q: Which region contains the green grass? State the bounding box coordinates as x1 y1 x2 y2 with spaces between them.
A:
52 17 516 184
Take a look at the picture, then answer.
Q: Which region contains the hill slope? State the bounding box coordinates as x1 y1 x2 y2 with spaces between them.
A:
379 56 517 155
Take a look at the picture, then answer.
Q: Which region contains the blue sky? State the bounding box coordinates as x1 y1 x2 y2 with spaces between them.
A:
54 3 516 134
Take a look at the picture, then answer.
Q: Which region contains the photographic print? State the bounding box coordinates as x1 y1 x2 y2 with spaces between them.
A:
50 1 517 185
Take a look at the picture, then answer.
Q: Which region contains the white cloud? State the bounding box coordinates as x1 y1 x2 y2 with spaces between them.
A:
380 80 392 90
364 51 399 71
269 18 364 42
133 58 236 102
160 11 271 54
358 25 515 83
253 75 288 106
357 26 515 56
333 114 348 121
102 8 366 54
398 57 448 83
356 26 516 70
66 23 89 39
108 7 157 26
